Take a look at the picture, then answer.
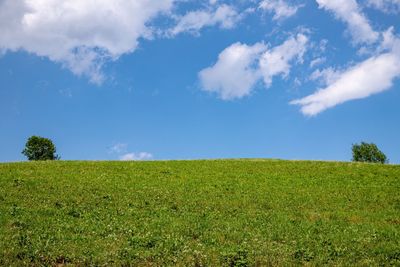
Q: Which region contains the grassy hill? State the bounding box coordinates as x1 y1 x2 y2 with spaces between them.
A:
0 160 399 266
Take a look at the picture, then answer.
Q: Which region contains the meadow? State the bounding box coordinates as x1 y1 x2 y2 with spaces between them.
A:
0 160 399 266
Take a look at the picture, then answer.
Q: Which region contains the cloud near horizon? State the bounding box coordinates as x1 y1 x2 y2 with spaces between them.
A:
120 152 153 161
109 143 128 154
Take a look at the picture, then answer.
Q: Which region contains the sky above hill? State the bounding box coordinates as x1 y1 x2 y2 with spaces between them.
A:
1 0 400 163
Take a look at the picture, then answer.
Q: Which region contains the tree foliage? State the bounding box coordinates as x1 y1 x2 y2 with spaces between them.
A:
352 142 387 164
22 136 59 161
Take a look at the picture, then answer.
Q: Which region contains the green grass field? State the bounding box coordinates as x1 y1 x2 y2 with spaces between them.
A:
0 160 399 266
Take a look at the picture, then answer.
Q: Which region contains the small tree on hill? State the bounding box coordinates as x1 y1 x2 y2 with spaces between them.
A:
352 142 387 164
22 136 59 161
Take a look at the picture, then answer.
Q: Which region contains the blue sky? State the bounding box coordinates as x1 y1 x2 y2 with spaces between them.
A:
1 0 400 163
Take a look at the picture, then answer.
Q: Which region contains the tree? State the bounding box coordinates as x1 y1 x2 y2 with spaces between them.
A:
352 142 387 164
22 136 59 161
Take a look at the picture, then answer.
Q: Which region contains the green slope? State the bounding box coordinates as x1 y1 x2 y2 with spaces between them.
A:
0 160 399 266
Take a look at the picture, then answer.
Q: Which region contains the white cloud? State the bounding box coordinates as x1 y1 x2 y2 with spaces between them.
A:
120 152 153 161
209 0 218 5
291 36 400 115
259 33 308 86
109 142 153 161
380 27 400 54
199 42 266 100
169 4 241 36
199 33 308 100
310 57 326 68
0 0 175 83
316 0 379 44
365 0 400 13
309 67 343 84
109 143 128 154
259 0 302 20
292 27 400 116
